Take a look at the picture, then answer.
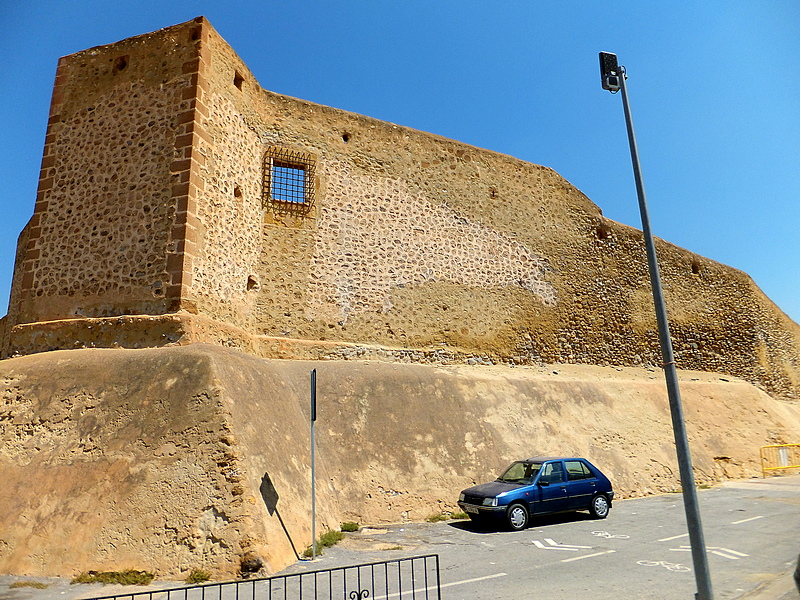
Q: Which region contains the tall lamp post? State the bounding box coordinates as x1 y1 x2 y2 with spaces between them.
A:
599 52 714 600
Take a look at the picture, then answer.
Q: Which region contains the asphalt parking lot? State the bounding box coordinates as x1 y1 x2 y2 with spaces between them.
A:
284 475 800 600
2 476 799 600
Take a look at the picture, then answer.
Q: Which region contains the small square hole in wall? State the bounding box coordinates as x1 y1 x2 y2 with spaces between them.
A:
263 147 317 212
112 55 129 74
233 71 244 90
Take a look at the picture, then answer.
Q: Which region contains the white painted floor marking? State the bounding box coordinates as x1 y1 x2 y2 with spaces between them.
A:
545 537 593 548
638 560 691 572
592 530 630 539
709 547 749 559
372 572 507 599
561 550 616 563
658 533 689 542
533 540 577 551
440 572 509 589
670 545 749 560
709 550 742 559
731 515 764 525
532 538 593 551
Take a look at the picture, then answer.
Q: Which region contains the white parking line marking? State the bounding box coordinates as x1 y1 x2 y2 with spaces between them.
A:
670 545 749 560
545 538 593 548
659 533 689 542
715 548 748 557
710 550 741 560
440 572 508 589
533 540 577 551
373 572 507 599
561 550 616 563
709 547 749 560
532 539 593 550
731 515 764 525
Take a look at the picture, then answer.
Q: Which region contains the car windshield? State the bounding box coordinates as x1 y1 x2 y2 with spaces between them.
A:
497 461 542 484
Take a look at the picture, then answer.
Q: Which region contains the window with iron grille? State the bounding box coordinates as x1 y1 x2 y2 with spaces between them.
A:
263 147 316 210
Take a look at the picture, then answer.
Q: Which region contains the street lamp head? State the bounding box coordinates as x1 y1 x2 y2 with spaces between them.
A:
599 51 621 92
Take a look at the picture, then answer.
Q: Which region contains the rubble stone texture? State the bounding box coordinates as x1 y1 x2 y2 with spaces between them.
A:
2 16 798 400
1 16 799 579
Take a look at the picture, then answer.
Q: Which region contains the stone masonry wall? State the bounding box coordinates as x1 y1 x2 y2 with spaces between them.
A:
2 18 799 401
185 91 263 331
199 21 799 399
10 21 210 326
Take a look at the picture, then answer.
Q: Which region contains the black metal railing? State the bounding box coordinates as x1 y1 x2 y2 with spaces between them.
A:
82 555 440 600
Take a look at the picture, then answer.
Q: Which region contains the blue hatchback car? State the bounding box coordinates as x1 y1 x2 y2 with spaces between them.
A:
458 456 614 530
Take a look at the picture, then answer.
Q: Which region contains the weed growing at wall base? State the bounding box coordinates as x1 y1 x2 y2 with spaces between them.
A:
426 513 448 523
10 582 49 589
426 511 469 522
186 569 211 583
71 570 155 585
303 529 345 557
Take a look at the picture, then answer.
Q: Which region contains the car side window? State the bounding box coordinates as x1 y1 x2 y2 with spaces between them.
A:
566 460 592 481
540 461 565 484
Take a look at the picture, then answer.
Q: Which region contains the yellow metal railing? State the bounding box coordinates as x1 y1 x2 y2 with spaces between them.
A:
760 444 800 477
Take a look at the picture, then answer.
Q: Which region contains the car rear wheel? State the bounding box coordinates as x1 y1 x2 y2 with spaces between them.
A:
506 503 529 531
590 494 610 519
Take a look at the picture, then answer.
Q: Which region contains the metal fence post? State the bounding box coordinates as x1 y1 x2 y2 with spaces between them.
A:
311 368 317 560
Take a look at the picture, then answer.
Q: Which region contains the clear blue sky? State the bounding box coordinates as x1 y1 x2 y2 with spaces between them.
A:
1 1 798 324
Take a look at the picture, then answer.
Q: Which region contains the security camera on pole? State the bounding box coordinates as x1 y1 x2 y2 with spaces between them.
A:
599 52 714 600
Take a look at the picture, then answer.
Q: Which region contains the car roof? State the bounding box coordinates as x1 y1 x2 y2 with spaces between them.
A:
521 456 584 463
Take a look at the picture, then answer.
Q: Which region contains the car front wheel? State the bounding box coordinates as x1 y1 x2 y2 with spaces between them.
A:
590 494 610 519
506 503 529 531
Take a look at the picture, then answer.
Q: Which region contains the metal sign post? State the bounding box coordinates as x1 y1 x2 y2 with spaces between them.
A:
310 368 317 560
599 52 714 600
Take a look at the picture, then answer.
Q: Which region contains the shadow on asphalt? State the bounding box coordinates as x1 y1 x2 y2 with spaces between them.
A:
448 511 597 534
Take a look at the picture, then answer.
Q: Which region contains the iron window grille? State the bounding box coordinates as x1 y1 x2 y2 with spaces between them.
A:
263 146 316 211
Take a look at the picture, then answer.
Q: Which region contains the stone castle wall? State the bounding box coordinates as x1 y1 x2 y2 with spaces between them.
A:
2 17 799 400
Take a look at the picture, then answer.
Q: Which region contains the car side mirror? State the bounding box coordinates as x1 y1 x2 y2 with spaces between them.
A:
538 480 550 487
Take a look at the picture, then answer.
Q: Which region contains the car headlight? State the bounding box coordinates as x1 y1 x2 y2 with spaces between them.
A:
459 493 465 502
482 497 498 507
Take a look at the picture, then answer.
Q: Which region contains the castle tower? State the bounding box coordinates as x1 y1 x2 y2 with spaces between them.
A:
4 17 270 355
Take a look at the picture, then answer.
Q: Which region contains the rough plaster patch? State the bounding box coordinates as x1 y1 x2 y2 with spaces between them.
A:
307 170 556 323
